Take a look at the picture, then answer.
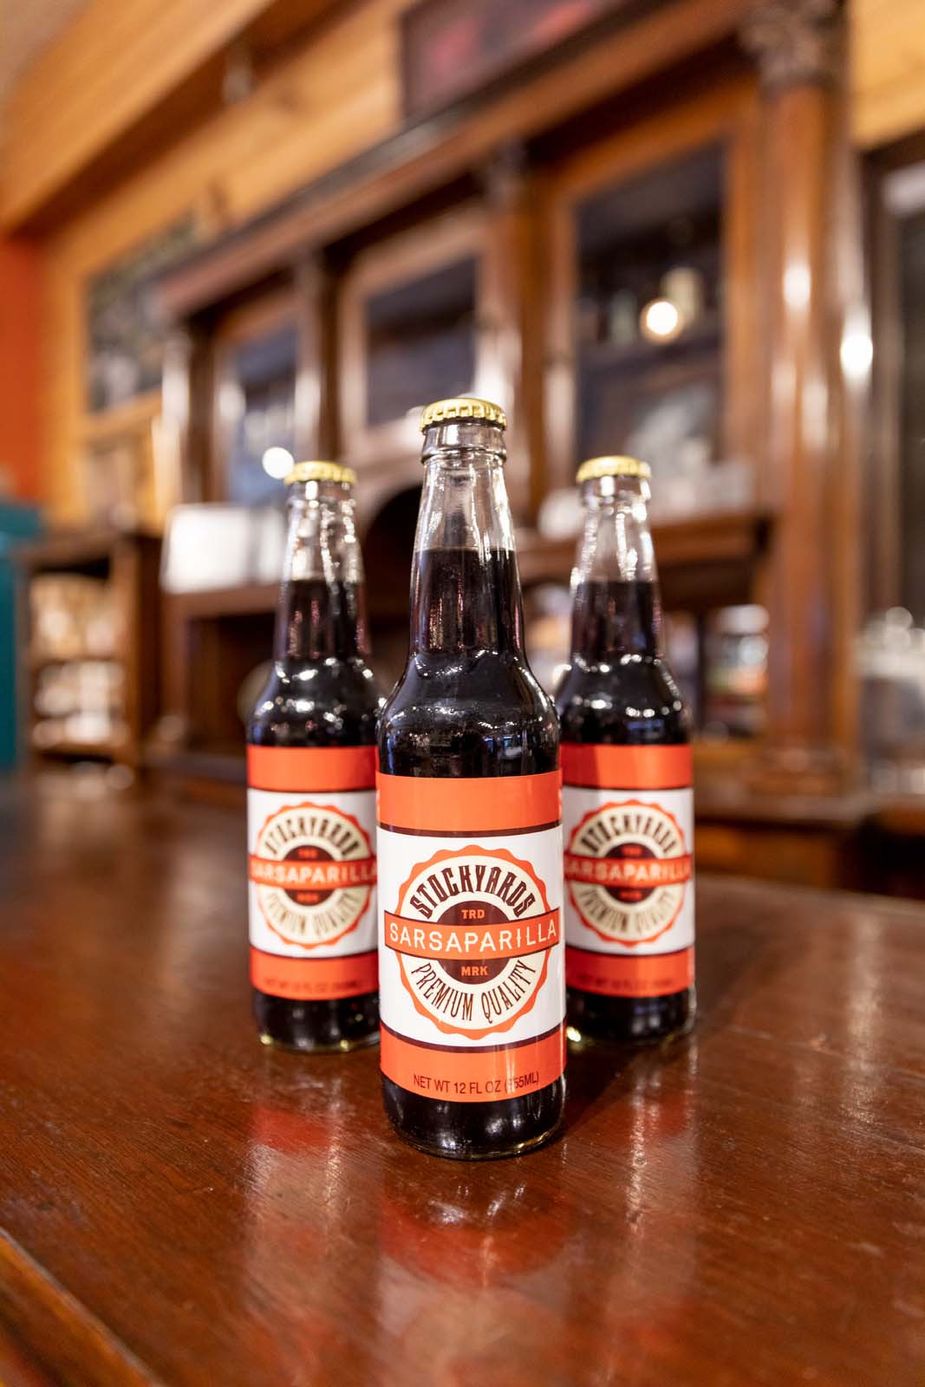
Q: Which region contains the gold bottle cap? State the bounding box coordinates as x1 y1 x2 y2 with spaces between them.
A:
420 397 507 431
285 461 357 487
576 455 651 484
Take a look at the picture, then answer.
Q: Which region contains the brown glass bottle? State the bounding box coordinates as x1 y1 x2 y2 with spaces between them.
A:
555 457 696 1044
377 398 565 1159
247 462 382 1051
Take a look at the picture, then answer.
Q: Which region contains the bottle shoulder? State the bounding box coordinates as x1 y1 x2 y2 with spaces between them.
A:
379 651 558 776
248 660 383 748
554 655 690 746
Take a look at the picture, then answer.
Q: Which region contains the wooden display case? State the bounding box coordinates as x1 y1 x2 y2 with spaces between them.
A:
148 0 864 874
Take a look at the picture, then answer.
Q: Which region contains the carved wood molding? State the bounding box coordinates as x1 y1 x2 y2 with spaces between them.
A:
740 0 843 91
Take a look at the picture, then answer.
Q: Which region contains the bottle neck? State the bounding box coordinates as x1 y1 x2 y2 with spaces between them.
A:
275 480 369 663
410 420 525 656
569 475 663 661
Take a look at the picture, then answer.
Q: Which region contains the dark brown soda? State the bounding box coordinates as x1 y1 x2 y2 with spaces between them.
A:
248 575 381 1050
556 577 694 1043
379 546 563 1158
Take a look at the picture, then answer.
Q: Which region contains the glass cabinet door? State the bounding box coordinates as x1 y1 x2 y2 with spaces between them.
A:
339 209 495 464
211 295 298 506
544 85 762 518
574 143 723 485
365 256 477 427
541 83 767 741
222 325 297 506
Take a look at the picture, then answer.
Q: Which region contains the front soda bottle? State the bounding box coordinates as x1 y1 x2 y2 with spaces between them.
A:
377 398 566 1159
247 461 383 1051
555 457 695 1044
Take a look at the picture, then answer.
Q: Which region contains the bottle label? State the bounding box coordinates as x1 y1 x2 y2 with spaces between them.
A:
247 746 377 1000
561 744 694 998
377 771 565 1103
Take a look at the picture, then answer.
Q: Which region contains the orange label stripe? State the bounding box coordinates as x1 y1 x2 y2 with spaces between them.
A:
380 1025 565 1103
248 745 376 793
384 909 559 961
561 744 692 791
250 947 378 1000
566 945 694 998
248 855 376 890
377 770 560 834
564 853 692 888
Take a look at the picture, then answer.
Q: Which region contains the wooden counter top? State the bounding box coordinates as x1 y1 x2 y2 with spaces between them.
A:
0 772 923 1385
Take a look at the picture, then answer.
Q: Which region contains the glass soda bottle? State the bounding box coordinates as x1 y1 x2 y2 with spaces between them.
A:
247 461 382 1051
555 457 695 1044
377 398 566 1159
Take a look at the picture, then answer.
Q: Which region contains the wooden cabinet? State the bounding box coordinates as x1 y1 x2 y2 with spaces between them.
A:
151 3 862 813
156 79 778 769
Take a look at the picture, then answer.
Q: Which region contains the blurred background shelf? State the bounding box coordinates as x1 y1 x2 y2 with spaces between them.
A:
34 738 121 761
14 530 161 771
577 313 722 376
516 507 771 588
165 582 278 622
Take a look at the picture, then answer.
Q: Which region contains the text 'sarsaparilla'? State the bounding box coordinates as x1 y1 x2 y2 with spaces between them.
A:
247 461 383 1052
555 456 695 1044
377 398 566 1159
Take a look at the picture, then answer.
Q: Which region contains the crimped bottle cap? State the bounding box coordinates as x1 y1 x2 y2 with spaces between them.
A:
576 455 651 484
285 461 357 486
420 397 507 431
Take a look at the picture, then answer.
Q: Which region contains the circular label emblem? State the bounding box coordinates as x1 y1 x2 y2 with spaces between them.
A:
385 846 559 1039
565 799 691 946
249 801 375 948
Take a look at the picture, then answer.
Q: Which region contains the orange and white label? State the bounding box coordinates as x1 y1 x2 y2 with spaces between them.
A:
247 745 377 1000
377 771 565 1102
562 744 694 998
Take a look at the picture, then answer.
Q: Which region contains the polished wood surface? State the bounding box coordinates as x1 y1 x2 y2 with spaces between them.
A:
0 771 923 1385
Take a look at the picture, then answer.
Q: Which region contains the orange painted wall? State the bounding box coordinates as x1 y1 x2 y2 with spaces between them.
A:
0 238 41 500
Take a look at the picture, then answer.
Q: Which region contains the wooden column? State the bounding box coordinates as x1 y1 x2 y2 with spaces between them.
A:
160 324 212 504
481 146 544 523
742 0 863 791
294 255 338 461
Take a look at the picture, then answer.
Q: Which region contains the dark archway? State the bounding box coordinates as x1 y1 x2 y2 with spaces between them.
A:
362 484 422 688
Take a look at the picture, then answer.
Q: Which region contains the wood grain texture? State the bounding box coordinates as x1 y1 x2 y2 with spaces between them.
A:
759 72 860 765
38 0 404 523
853 0 925 149
0 772 923 1385
0 0 344 228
